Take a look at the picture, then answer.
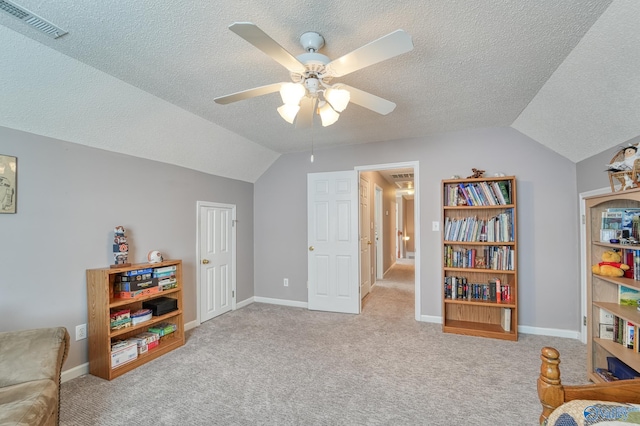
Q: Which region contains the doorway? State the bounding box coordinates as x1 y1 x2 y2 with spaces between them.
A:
356 162 420 321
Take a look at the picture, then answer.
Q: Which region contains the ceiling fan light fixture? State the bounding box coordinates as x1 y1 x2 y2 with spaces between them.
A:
279 83 305 106
318 101 339 127
325 86 350 112
277 103 300 124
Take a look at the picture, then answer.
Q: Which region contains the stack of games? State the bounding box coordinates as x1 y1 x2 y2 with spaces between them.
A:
148 322 177 337
114 267 160 299
153 264 177 291
109 309 131 331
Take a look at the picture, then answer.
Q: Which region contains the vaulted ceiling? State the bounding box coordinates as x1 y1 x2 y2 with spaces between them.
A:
1 0 639 183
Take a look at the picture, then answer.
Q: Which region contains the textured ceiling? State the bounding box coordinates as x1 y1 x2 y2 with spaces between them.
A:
1 0 638 182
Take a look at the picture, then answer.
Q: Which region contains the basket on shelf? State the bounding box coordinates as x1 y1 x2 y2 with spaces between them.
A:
608 147 640 192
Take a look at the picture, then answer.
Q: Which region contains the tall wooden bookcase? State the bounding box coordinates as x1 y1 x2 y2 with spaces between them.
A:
586 188 640 382
441 176 518 341
86 259 185 380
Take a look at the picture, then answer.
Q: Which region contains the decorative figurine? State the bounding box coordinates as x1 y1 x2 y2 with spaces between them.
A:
147 250 163 264
113 226 130 267
467 168 485 179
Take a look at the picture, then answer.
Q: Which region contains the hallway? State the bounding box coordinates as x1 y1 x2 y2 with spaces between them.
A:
362 258 415 319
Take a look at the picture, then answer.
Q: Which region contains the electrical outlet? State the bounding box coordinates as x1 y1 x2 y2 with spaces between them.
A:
75 324 87 341
432 221 440 231
284 278 289 287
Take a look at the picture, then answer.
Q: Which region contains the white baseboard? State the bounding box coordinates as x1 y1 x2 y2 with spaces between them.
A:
518 325 581 340
236 297 254 309
61 362 89 383
419 315 442 324
418 315 580 340
184 320 198 331
254 296 308 309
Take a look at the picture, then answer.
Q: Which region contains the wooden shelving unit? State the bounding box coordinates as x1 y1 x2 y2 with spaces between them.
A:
86 259 185 380
441 176 518 341
586 188 640 383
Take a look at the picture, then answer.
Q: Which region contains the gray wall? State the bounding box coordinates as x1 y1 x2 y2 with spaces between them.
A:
577 136 640 193
0 126 254 370
254 127 581 332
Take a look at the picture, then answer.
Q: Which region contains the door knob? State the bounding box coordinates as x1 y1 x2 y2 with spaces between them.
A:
309 246 314 251
367 241 372 245
202 259 210 264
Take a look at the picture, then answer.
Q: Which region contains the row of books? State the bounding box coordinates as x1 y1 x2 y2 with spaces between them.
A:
443 210 514 243
444 276 512 302
443 245 515 271
444 180 512 207
599 309 637 351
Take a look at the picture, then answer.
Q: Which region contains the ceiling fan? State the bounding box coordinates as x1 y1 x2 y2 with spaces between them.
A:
214 22 414 128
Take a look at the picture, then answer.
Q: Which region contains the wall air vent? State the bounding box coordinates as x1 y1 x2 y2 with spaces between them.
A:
0 0 67 39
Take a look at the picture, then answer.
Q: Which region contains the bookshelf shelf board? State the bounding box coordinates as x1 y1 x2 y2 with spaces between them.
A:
594 302 640 324
109 287 181 308
444 241 516 246
444 299 516 308
594 338 640 372
593 275 640 290
109 310 183 338
593 241 640 250
443 320 517 341
443 267 516 274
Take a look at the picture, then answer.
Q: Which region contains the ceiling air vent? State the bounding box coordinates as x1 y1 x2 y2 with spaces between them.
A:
391 173 414 179
0 0 67 39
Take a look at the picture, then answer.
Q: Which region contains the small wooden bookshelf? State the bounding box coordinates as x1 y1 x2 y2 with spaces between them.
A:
441 176 518 341
86 259 185 380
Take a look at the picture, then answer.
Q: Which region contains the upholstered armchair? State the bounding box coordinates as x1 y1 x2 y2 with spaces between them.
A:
0 327 69 426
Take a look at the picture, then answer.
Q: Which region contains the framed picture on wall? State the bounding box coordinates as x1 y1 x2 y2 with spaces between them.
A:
0 154 17 214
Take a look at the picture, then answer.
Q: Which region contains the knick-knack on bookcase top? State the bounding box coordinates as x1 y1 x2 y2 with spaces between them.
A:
112 226 131 268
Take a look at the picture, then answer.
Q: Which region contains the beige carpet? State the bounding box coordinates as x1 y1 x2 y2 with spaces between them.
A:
60 260 586 425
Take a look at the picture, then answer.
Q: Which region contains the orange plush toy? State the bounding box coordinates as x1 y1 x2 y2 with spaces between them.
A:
592 250 630 277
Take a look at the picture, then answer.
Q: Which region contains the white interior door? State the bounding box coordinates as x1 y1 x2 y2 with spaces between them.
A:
360 176 371 299
308 171 360 314
199 203 235 323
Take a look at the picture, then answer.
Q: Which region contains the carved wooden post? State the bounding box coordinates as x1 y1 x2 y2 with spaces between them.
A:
538 347 565 424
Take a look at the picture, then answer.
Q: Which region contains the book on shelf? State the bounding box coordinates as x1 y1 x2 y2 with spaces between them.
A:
501 308 511 332
601 211 623 230
594 368 619 382
604 208 640 232
599 323 615 340
619 285 640 307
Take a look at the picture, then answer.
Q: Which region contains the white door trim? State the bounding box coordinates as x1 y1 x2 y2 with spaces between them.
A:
374 184 384 281
579 186 609 344
196 201 237 325
355 161 420 321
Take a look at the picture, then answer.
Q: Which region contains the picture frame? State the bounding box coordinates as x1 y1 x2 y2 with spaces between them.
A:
0 154 17 214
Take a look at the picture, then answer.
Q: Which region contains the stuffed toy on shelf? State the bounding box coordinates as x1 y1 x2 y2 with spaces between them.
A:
592 250 630 277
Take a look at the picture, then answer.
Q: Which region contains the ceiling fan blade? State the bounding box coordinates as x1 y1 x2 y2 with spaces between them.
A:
325 30 413 78
340 85 397 115
295 97 316 129
229 22 306 74
214 83 283 105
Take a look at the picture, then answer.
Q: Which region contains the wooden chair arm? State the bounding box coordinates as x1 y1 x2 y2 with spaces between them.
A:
538 347 640 424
